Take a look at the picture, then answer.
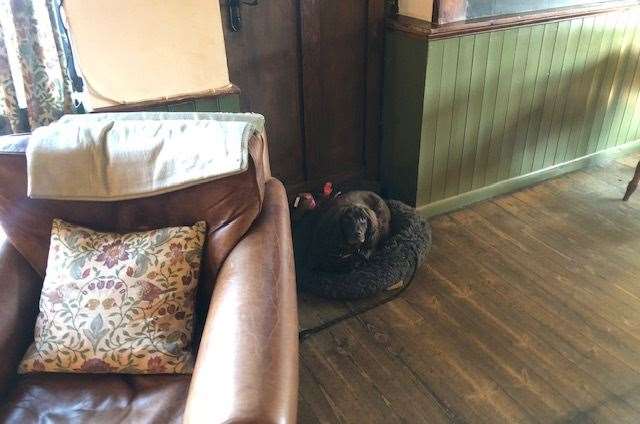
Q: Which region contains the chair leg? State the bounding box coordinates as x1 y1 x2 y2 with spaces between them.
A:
623 160 640 201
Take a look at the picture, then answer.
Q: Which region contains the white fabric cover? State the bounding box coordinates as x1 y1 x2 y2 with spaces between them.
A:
26 112 265 201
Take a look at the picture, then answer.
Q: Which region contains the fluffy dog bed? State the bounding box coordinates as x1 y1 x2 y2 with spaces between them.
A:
297 200 432 300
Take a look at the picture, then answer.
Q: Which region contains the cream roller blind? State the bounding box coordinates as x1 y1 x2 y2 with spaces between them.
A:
62 0 232 110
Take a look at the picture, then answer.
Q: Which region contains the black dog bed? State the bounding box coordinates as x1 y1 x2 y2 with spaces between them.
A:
297 200 432 300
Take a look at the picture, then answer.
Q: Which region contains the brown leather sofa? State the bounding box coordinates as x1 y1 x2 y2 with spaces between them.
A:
0 132 299 423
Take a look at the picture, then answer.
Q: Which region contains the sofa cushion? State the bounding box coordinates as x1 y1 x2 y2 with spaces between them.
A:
19 219 206 375
0 131 270 319
0 373 190 423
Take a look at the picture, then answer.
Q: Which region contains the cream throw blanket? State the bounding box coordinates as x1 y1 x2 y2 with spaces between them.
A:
26 112 265 201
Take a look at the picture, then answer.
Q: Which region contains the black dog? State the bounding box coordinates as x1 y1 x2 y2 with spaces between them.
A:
302 191 390 272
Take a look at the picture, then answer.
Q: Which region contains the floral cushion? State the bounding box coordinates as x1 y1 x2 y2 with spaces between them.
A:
19 219 206 374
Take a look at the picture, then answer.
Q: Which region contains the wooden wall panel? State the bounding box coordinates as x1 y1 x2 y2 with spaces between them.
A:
521 23 557 174
603 15 640 149
548 19 583 167
382 31 428 204
587 14 626 154
415 38 441 205
430 37 458 202
459 32 489 194
220 0 305 186
471 30 502 189
509 25 542 179
485 29 516 184
387 7 640 207
444 36 473 199
217 0 385 190
300 0 368 181
299 0 385 187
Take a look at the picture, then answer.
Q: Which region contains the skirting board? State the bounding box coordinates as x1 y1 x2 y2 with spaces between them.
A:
417 139 640 218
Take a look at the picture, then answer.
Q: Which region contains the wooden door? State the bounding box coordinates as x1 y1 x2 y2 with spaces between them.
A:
219 0 306 186
300 0 384 185
220 0 384 190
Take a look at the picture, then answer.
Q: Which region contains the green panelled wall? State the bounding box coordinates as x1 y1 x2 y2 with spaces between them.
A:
383 7 640 211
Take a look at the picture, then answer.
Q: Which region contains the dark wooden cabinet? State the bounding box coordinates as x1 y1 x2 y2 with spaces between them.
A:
219 0 384 192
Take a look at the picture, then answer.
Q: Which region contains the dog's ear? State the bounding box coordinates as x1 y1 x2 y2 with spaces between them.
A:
339 207 356 236
363 207 378 239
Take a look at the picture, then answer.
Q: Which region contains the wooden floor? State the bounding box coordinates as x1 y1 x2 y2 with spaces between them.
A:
297 153 640 424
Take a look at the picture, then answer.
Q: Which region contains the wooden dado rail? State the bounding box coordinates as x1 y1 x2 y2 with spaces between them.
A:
382 3 640 216
388 0 640 40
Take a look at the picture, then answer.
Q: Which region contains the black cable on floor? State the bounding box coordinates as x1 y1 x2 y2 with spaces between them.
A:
298 251 421 341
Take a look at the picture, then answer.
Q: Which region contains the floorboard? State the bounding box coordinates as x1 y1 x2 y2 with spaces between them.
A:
298 153 640 423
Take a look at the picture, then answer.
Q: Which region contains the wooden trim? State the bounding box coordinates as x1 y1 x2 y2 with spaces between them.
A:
432 0 639 25
387 1 640 40
417 139 640 217
433 0 466 25
92 84 241 113
386 15 432 38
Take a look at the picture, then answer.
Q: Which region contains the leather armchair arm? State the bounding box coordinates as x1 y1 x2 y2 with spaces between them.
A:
184 179 299 424
0 235 42 399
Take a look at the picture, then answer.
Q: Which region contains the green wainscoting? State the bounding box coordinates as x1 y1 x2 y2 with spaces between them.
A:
383 7 640 215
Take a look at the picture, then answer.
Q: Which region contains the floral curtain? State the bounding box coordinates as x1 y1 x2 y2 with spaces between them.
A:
0 0 73 134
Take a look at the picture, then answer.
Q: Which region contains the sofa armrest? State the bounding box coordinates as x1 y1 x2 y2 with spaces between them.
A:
184 178 299 424
0 235 42 399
